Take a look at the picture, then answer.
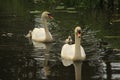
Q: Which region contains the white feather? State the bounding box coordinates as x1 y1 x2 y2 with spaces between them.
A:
61 44 85 60
31 11 53 42
32 28 46 42
61 26 86 67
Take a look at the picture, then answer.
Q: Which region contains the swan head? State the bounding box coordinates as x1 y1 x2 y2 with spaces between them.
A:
75 26 82 38
41 11 53 20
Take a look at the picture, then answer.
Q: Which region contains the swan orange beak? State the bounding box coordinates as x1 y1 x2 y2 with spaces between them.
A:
77 30 81 38
77 33 81 38
49 15 53 19
48 14 53 19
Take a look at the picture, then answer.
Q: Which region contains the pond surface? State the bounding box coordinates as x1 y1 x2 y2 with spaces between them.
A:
0 1 120 80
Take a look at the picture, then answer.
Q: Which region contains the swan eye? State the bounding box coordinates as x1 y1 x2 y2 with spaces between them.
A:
48 13 50 15
48 13 51 16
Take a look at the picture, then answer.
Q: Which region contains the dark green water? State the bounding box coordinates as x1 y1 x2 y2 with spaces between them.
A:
0 1 120 80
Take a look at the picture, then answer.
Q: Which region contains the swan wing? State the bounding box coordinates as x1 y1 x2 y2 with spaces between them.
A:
61 44 75 66
61 44 75 60
80 46 86 60
32 28 46 41
61 44 86 66
49 32 53 39
47 31 53 41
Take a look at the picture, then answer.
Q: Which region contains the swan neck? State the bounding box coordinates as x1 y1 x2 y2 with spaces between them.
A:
75 36 81 46
75 34 81 52
74 34 81 59
41 17 49 31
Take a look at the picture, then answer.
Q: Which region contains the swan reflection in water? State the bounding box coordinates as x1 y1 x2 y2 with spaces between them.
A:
32 41 52 79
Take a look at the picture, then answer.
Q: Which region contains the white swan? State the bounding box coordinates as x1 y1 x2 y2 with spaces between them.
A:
31 11 53 42
61 26 86 66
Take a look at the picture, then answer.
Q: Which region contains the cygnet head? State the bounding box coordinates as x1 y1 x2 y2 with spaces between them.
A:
25 30 32 38
41 11 53 20
65 36 73 44
75 26 82 38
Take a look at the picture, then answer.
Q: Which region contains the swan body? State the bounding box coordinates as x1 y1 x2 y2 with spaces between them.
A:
61 26 86 66
31 11 53 42
32 28 53 42
61 44 85 60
